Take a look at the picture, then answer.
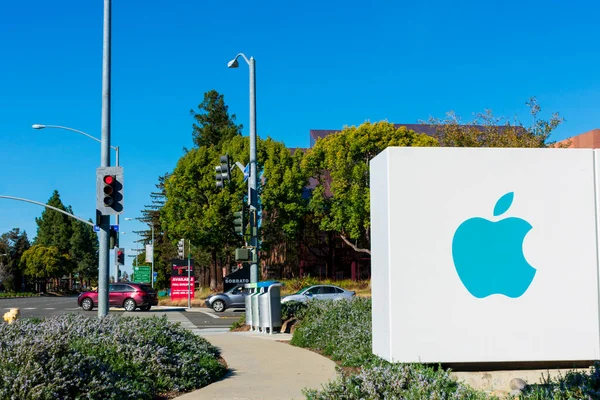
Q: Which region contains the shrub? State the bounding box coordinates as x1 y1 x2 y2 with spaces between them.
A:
520 362 600 399
281 300 308 321
230 314 246 331
303 358 493 400
0 314 226 399
290 298 373 367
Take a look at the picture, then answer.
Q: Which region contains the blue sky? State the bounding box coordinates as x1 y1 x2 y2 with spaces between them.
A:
1 0 599 275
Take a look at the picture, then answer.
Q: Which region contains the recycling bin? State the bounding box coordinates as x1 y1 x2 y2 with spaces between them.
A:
258 282 283 334
251 288 263 330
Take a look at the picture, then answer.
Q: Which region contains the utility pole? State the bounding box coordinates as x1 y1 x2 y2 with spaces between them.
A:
187 239 191 309
98 0 112 318
248 56 259 284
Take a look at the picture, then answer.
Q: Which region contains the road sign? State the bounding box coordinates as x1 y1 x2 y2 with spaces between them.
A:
132 266 151 283
93 225 100 232
110 225 119 232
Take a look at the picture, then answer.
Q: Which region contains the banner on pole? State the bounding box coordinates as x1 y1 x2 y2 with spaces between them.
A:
145 244 153 263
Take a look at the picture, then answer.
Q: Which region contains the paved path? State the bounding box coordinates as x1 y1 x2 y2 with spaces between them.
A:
175 331 338 400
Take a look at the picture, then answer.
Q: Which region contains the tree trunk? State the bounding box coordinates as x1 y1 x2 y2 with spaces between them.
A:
210 250 217 290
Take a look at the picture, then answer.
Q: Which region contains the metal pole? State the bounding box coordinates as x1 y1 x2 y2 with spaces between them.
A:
187 239 191 309
114 147 119 282
249 56 258 283
151 224 154 288
98 0 112 318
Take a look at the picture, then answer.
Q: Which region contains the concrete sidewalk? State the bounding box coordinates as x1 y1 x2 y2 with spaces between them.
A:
174 331 338 400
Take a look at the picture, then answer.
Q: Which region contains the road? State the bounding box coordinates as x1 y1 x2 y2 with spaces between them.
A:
0 296 243 330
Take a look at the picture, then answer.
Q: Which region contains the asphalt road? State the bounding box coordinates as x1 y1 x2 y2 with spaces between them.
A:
0 296 243 330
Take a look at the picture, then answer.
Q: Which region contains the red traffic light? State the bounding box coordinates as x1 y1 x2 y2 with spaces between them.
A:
103 175 114 185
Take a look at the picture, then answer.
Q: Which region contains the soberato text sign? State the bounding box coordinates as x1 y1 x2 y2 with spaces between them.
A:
370 147 600 364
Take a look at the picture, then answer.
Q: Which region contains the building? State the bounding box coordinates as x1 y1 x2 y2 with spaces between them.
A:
556 129 600 148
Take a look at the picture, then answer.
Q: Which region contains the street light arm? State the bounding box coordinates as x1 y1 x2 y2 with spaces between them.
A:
32 124 118 151
0 195 94 227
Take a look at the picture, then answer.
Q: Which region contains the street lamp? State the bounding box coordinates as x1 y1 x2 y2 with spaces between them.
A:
125 217 154 288
32 124 120 166
227 52 259 283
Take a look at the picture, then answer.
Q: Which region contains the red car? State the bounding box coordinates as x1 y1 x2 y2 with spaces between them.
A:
78 283 158 312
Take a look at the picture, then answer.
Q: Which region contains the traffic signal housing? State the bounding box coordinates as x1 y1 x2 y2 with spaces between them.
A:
96 166 124 215
234 209 245 235
215 155 231 189
116 248 125 265
177 239 185 259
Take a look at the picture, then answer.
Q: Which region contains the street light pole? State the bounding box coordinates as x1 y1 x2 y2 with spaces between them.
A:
98 0 112 318
151 223 155 289
228 53 259 283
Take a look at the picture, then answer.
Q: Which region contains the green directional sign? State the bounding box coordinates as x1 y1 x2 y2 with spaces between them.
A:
132 266 151 283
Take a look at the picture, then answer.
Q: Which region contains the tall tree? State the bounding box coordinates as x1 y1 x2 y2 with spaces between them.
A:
190 90 242 148
0 228 30 292
302 121 439 255
259 139 308 277
426 97 564 148
34 190 73 255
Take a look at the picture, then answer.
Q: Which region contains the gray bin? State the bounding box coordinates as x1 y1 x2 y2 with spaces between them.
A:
251 289 262 330
245 288 255 327
258 284 282 334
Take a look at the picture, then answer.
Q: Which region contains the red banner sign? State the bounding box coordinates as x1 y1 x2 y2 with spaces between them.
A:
170 276 195 301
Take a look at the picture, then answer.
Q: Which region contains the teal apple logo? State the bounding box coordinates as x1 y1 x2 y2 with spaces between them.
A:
452 192 536 298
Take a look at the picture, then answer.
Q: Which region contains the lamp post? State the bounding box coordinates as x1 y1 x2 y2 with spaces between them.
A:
32 125 120 166
125 217 154 288
227 53 258 283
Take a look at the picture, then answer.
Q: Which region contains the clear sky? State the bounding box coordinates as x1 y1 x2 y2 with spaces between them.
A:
1 0 599 275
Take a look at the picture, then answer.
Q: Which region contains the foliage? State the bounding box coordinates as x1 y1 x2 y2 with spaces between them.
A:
427 97 564 148
0 228 30 291
34 190 73 256
281 300 308 321
0 314 226 399
520 363 600 399
69 218 98 284
20 245 70 280
302 121 439 254
290 298 374 367
190 89 242 148
230 314 246 331
303 358 492 400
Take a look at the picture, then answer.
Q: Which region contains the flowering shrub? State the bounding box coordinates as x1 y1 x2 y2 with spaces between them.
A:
303 358 492 400
0 314 225 399
290 298 373 367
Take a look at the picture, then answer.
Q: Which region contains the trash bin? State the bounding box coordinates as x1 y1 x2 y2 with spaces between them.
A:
244 283 257 329
258 282 283 334
251 288 262 330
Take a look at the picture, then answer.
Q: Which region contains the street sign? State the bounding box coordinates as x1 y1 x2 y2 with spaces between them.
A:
110 225 119 232
93 225 100 232
132 266 151 283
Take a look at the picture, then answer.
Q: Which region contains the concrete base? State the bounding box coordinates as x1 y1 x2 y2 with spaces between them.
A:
453 367 592 397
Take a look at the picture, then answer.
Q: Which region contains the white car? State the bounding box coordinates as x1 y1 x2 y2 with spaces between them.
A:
281 284 355 304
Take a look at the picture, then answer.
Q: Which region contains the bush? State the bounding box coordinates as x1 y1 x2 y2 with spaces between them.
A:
0 314 226 399
304 358 493 400
281 300 308 321
290 298 373 367
520 362 600 399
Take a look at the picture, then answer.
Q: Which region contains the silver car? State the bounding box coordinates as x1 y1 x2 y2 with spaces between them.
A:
204 285 248 312
281 284 355 304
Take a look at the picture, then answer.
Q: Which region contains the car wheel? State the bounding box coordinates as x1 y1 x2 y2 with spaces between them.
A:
123 298 137 312
212 300 225 312
81 298 93 311
140 305 151 311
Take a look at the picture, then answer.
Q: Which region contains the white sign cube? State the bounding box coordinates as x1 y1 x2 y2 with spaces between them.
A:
370 147 600 364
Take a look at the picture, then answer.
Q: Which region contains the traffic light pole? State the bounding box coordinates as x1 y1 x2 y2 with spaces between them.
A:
98 0 112 318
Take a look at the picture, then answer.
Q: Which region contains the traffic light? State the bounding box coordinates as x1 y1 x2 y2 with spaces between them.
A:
215 155 231 189
117 248 125 265
233 209 244 235
96 166 124 215
177 239 185 259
